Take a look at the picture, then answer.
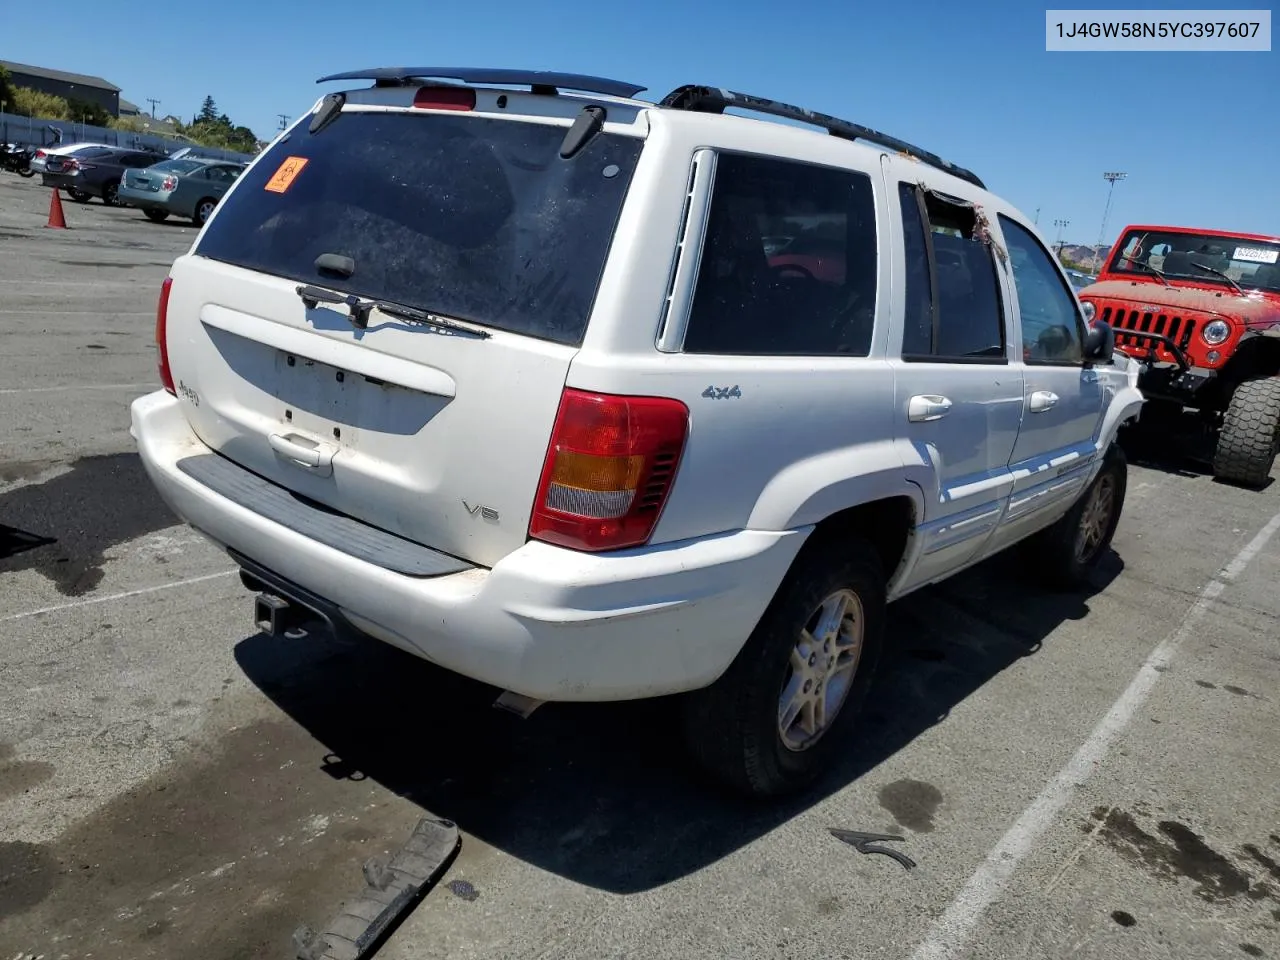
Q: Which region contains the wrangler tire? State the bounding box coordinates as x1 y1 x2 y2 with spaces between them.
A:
1025 443 1127 591
679 535 886 798
1212 377 1280 488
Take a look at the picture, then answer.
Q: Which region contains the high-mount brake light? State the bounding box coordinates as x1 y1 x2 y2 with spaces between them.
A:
529 389 689 552
412 86 476 111
156 277 175 395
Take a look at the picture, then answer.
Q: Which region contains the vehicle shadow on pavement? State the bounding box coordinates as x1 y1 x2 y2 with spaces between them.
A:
1120 426 1275 491
234 546 1122 895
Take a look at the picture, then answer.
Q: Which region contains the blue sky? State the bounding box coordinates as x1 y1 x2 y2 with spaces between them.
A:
4 0 1276 245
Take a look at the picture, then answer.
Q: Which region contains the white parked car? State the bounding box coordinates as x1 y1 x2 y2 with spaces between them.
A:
131 68 1144 796
27 140 110 175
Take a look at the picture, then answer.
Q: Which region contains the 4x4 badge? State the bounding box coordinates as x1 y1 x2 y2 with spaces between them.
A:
702 385 742 400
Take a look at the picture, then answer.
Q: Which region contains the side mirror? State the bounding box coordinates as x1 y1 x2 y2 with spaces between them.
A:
1084 320 1115 364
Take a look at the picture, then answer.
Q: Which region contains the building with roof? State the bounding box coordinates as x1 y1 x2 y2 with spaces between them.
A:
0 60 121 117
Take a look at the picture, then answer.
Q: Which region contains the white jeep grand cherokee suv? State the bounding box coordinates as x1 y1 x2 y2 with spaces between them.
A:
131 68 1144 796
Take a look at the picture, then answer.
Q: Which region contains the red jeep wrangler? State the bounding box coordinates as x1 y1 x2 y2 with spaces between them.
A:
1078 225 1280 486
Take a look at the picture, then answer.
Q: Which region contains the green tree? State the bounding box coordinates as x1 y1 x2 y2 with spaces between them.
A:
0 66 15 112
197 95 218 123
65 96 111 127
10 86 71 120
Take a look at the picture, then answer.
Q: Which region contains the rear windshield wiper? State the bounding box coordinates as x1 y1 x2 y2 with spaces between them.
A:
1119 254 1172 287
1189 261 1244 296
372 298 492 338
295 284 491 338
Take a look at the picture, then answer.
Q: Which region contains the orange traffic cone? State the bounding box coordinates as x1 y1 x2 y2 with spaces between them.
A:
45 188 67 229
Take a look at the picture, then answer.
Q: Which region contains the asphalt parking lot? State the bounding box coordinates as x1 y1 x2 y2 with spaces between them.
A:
2 171 1278 960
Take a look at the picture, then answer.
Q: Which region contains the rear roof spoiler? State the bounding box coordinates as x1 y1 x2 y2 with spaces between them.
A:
315 67 646 100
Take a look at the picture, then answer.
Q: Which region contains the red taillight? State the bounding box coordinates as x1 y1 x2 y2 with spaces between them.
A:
156 277 175 395
529 389 689 552
34 149 46 159
161 175 177 190
412 86 476 111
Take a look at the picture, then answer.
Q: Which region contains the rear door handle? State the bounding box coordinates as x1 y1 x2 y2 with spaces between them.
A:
269 433 336 473
908 395 953 422
1028 391 1059 413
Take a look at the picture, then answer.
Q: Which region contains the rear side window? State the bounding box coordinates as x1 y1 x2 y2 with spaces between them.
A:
898 183 1005 362
195 110 643 346
682 152 878 356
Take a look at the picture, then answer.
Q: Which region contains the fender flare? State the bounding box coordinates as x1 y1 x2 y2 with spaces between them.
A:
747 438 927 533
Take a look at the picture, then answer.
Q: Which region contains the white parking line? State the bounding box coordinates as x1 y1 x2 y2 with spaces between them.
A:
0 570 239 623
0 383 156 395
0 310 153 316
908 509 1280 960
4 279 148 286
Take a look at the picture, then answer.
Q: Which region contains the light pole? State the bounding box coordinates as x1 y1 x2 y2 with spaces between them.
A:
1054 218 1070 258
1093 171 1127 272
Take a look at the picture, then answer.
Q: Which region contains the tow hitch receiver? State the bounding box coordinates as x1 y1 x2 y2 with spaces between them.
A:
254 591 311 640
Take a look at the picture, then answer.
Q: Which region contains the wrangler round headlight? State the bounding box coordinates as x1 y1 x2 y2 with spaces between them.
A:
1081 301 1096 323
1202 320 1230 345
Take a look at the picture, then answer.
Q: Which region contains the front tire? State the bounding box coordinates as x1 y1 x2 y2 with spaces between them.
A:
1211 377 1280 488
1026 443 1127 590
680 536 886 797
102 181 121 206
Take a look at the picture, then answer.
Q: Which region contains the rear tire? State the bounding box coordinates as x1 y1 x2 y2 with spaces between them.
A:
680 535 886 798
1211 377 1280 488
192 197 216 227
143 208 169 223
1025 443 1127 590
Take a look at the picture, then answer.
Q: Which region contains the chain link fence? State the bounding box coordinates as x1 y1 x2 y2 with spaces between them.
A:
0 112 255 163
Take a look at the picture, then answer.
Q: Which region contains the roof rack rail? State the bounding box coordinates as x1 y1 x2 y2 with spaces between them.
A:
658 85 985 190
315 67 646 100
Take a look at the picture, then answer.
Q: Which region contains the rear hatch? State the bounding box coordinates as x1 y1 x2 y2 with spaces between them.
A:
164 91 646 568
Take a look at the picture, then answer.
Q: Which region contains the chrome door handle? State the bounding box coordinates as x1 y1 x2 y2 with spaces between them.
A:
908 395 953 422
269 432 336 470
1029 391 1059 413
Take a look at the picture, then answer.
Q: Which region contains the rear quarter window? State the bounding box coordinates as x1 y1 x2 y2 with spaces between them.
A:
195 109 644 346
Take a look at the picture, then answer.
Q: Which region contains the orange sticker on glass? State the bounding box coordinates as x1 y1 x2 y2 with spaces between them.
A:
264 156 308 193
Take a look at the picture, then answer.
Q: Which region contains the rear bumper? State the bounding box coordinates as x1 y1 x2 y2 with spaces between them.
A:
131 390 807 701
118 187 172 210
41 173 80 191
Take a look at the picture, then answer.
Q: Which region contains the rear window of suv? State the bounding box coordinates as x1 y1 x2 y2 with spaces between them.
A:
194 109 644 346
148 158 207 175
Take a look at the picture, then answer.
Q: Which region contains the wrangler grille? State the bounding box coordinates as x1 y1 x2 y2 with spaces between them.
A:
1098 304 1199 362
